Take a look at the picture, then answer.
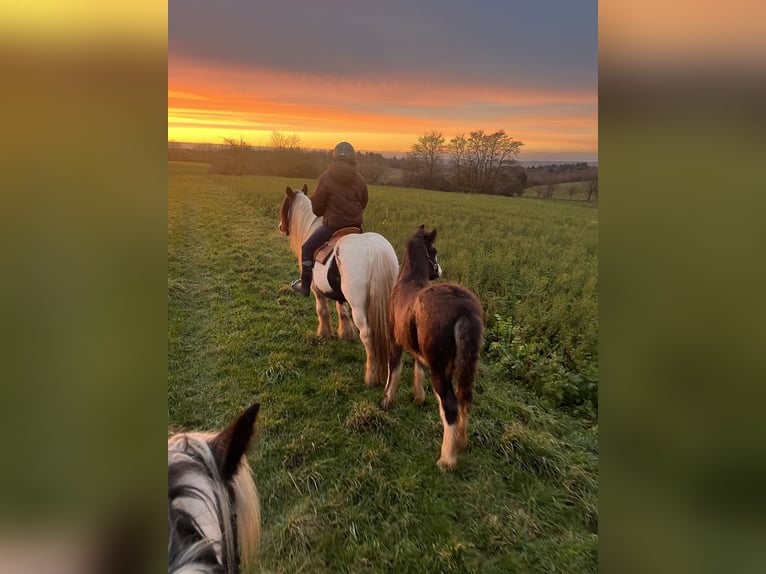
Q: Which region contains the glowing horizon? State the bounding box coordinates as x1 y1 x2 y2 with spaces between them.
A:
168 55 598 160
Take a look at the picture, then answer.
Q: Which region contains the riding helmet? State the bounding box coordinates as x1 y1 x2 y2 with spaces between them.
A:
333 141 355 161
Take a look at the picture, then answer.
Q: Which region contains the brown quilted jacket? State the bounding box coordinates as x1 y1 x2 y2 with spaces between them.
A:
310 160 368 228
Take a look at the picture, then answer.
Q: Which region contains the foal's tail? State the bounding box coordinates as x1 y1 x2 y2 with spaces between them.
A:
454 311 484 410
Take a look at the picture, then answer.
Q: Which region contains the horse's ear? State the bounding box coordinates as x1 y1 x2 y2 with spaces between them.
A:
418 224 425 230
285 186 295 198
301 183 309 194
209 402 260 482
427 228 437 243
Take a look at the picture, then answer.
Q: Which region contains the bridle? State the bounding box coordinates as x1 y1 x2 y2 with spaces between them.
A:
226 482 240 572
423 243 440 278
428 253 440 278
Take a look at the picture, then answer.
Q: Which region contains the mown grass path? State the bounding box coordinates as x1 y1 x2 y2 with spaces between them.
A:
168 161 598 573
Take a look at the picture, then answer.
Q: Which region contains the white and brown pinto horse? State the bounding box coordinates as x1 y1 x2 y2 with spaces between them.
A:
168 402 261 574
383 226 484 471
279 185 399 386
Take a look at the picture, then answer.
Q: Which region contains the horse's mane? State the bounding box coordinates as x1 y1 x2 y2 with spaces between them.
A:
288 192 321 258
168 432 260 574
401 230 432 282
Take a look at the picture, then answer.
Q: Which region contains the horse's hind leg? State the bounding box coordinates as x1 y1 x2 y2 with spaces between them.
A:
413 360 427 405
433 374 460 471
314 292 333 338
349 307 378 387
381 344 403 409
336 302 356 340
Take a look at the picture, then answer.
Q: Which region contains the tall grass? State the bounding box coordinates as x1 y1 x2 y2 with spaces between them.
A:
168 161 598 573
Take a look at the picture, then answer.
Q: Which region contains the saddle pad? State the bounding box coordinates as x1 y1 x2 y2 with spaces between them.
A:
313 227 362 264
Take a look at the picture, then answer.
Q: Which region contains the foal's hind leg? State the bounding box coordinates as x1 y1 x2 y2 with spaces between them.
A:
456 403 470 452
313 292 333 338
433 374 460 471
413 360 427 405
381 344 403 409
336 301 356 340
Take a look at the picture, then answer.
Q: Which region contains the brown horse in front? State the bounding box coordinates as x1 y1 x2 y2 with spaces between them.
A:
382 225 484 471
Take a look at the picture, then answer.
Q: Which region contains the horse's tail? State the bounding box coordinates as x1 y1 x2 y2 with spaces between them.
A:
367 245 398 384
453 308 484 411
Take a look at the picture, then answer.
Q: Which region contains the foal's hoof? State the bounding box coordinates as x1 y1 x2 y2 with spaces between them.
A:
380 397 395 410
437 457 457 472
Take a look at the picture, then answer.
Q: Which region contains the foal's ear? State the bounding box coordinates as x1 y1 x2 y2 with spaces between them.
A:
301 183 309 194
209 402 260 482
285 186 295 198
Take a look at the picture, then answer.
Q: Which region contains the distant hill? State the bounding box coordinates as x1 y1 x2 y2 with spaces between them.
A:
169 141 597 167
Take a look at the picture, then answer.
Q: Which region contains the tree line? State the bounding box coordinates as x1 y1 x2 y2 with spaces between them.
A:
168 130 597 202
404 130 526 196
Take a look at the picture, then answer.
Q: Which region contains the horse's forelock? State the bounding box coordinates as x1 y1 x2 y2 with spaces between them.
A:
168 432 244 574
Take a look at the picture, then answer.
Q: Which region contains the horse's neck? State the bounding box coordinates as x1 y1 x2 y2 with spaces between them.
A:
400 244 430 284
290 197 321 256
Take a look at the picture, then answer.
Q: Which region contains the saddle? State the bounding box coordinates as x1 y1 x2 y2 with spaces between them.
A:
313 227 362 264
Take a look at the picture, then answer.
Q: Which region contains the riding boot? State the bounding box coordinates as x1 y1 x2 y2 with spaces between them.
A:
291 261 312 296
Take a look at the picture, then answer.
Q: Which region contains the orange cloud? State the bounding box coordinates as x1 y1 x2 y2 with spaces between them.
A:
601 0 765 65
168 55 597 157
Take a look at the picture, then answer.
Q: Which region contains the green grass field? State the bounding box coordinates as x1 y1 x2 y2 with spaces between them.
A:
168 161 598 573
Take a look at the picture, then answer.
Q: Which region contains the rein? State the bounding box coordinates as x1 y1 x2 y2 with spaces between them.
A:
227 482 240 572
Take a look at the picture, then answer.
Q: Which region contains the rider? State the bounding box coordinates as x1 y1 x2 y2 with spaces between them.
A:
291 141 368 296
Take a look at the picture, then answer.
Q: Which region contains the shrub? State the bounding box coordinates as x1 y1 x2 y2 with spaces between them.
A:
485 314 597 420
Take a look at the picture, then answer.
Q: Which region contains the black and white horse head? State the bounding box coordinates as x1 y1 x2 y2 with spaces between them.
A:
168 402 261 573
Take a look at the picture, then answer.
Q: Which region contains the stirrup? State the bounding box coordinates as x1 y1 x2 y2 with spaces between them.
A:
291 279 310 296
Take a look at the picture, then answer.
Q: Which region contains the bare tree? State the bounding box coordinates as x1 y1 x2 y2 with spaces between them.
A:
407 131 446 188
448 130 523 193
222 134 251 151
270 131 302 151
448 133 468 190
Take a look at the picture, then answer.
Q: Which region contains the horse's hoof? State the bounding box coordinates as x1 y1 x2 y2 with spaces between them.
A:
412 394 426 406
437 457 457 472
380 398 394 411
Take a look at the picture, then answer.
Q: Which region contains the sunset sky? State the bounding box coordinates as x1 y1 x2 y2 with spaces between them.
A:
169 0 598 161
